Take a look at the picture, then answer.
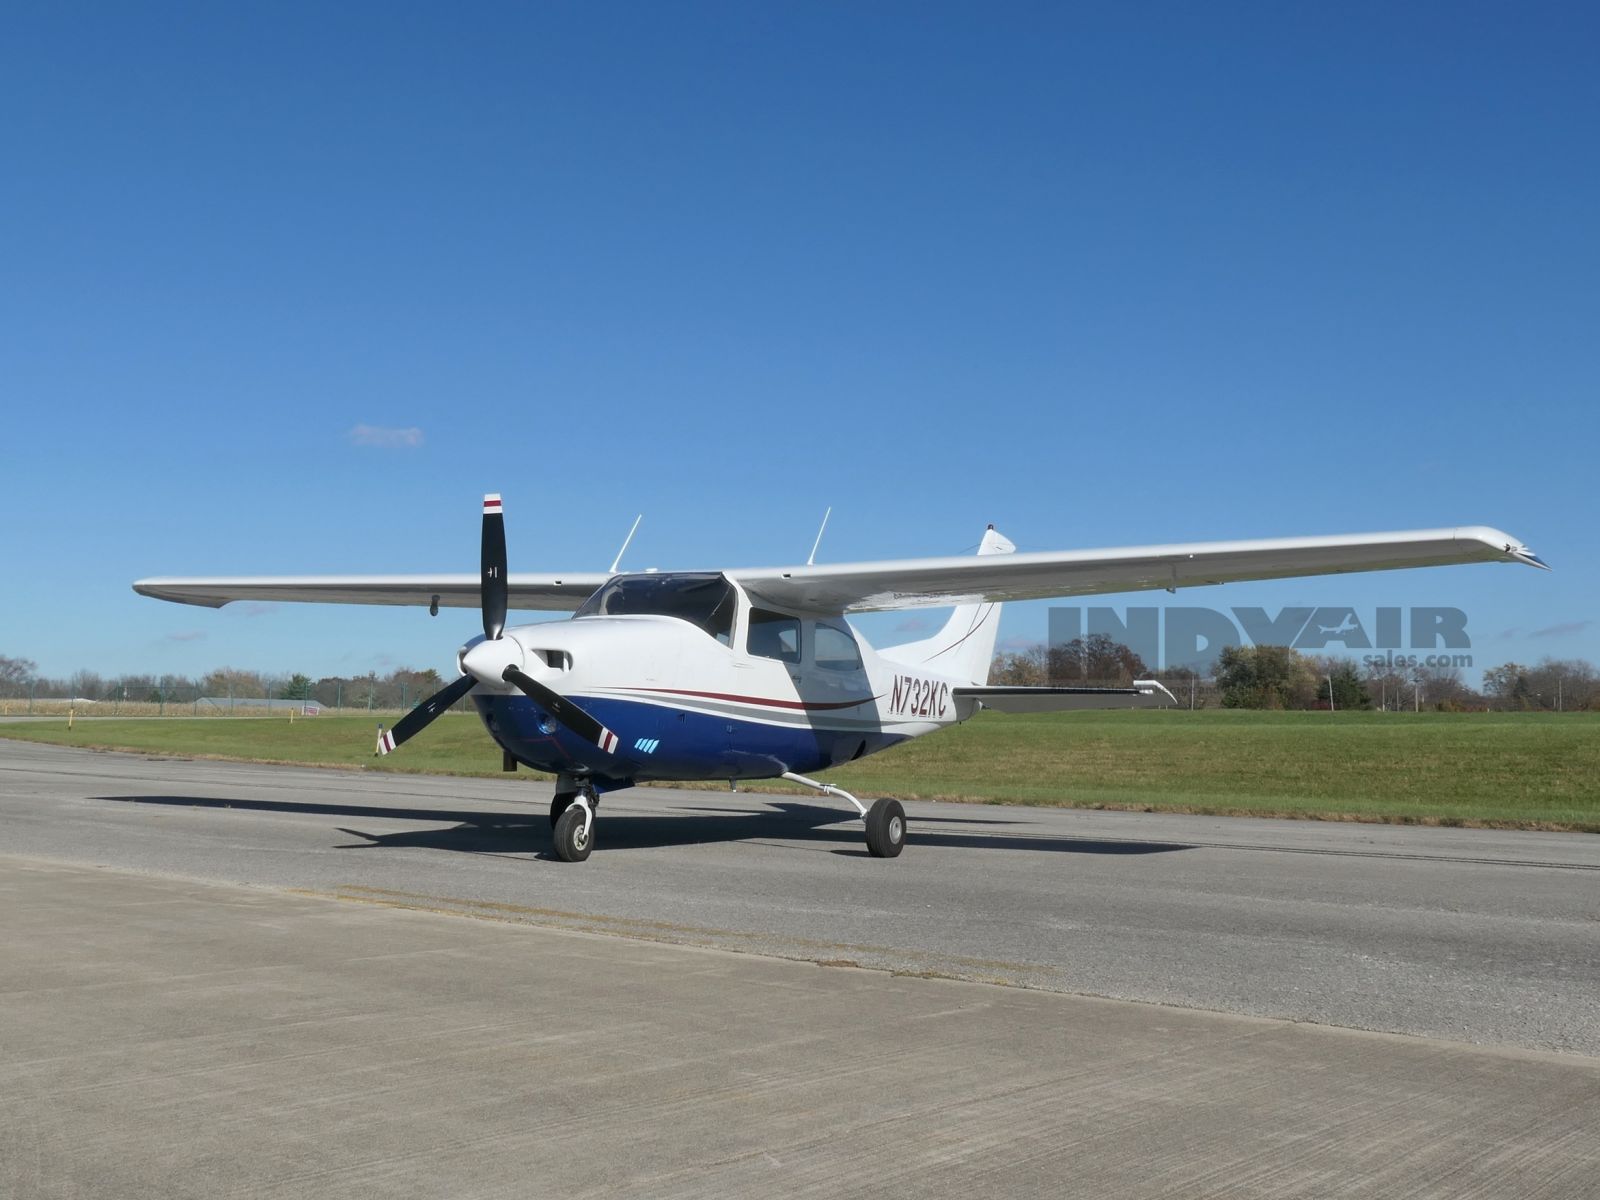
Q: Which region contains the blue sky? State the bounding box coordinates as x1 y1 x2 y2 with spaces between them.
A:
3 2 1595 682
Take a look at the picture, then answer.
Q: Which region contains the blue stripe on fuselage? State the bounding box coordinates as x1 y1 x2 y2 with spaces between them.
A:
473 693 904 783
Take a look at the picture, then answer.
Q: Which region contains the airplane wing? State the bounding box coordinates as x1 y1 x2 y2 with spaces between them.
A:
729 526 1546 613
954 680 1177 713
131 573 610 611
133 526 1544 614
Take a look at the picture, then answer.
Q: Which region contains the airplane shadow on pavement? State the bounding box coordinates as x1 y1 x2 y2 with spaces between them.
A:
94 795 1195 859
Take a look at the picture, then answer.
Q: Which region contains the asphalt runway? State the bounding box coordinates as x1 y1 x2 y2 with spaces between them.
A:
3 740 1599 1197
3 739 1596 1053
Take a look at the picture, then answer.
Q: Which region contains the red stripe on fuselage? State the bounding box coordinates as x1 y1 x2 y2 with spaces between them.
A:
628 687 880 712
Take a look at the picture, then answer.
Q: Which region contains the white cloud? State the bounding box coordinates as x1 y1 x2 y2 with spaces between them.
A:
1529 620 1594 639
348 424 424 449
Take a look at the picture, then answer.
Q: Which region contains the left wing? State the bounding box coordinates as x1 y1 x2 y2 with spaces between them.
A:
131 573 610 611
730 525 1545 613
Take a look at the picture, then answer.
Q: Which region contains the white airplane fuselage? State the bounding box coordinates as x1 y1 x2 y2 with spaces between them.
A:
462 581 970 791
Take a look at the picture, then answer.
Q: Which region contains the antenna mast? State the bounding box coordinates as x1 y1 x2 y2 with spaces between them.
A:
807 507 832 566
609 514 643 574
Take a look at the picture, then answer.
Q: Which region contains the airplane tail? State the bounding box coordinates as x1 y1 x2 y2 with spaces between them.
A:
880 526 1014 686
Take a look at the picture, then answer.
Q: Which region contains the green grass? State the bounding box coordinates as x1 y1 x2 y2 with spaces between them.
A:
2 710 1597 831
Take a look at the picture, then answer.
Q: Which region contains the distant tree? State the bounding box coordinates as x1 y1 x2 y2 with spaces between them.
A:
280 673 313 700
1485 657 1600 711
1482 662 1534 710
312 676 353 708
69 671 105 701
1317 660 1371 710
988 645 1048 686
354 673 382 709
1216 645 1316 709
202 667 265 699
1413 664 1479 709
1362 661 1411 711
0 655 37 688
1048 633 1147 685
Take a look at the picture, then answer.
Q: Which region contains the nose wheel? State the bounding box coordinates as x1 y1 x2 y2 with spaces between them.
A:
551 785 598 862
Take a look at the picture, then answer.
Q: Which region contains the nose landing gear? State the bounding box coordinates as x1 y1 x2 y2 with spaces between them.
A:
550 781 598 863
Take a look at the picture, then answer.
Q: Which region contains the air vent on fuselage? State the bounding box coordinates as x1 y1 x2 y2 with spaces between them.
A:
533 649 571 671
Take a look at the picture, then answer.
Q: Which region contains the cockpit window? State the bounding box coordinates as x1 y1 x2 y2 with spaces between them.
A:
575 572 736 645
748 608 801 664
814 620 862 671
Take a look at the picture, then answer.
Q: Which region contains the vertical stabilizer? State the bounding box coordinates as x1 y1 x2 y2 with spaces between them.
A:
880 526 1014 685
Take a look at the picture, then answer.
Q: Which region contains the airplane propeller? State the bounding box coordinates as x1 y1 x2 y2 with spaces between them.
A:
376 493 620 760
480 492 507 641
374 673 476 755
376 493 511 756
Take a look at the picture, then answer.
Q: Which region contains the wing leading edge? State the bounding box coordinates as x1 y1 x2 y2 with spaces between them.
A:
131 574 610 611
133 525 1544 614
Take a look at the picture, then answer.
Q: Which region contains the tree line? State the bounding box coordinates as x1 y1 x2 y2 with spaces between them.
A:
5 644 1597 713
986 636 1600 712
0 656 449 711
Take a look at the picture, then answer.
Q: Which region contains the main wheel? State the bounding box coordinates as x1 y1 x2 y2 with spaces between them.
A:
864 798 906 858
552 803 594 862
550 792 576 828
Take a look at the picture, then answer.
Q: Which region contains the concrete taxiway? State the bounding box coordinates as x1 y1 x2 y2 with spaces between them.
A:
2 740 1598 1197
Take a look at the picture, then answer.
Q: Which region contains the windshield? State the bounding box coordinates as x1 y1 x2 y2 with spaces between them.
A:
575 572 737 645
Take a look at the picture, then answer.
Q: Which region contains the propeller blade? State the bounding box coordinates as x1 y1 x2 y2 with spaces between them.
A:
501 665 621 755
481 493 507 641
375 673 477 756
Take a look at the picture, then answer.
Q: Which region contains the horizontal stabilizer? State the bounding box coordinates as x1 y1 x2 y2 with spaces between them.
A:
954 680 1177 713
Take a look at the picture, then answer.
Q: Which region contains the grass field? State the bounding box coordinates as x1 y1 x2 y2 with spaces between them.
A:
3 710 1596 831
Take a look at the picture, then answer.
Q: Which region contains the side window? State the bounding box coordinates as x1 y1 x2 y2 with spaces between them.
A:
748 608 801 664
813 620 862 671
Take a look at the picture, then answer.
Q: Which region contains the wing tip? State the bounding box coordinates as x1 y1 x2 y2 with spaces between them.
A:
1454 526 1551 570
131 579 230 608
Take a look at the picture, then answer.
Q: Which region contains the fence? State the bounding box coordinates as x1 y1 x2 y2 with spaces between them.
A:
0 680 456 718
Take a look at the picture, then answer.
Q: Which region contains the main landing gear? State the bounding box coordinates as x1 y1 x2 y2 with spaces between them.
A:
781 772 905 858
549 782 598 863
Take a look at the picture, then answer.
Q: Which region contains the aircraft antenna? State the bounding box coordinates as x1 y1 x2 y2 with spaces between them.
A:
806 507 832 566
609 514 643 574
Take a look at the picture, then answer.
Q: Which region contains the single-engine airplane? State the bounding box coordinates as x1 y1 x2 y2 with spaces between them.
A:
135 500 1545 862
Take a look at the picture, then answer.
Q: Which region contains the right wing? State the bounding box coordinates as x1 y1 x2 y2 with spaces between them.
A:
131 573 611 611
